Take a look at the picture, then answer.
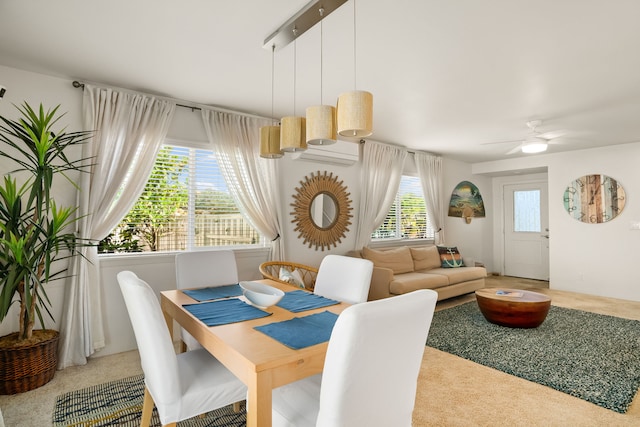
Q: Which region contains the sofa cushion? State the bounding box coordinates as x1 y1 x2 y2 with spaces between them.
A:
410 246 442 271
389 272 450 294
345 249 363 259
427 266 487 285
362 246 414 274
437 246 464 268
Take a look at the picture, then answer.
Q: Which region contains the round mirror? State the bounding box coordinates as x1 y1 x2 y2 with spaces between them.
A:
310 192 338 229
291 171 353 251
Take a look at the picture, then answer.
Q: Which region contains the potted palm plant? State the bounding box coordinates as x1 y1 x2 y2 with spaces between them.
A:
0 103 92 394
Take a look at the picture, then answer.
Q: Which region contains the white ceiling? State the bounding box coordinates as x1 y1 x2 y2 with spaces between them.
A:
2 0 640 163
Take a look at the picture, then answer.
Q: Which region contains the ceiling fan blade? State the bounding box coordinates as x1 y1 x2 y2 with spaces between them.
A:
506 145 523 155
548 137 586 145
481 139 522 146
538 129 568 139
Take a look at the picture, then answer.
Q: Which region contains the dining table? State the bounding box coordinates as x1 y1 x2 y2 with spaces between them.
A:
160 279 349 427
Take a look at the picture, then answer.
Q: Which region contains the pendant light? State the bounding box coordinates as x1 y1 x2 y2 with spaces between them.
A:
306 7 336 146
337 0 373 138
280 28 307 152
260 44 282 158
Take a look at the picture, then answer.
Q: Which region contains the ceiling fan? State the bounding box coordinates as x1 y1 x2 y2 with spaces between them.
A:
483 120 567 154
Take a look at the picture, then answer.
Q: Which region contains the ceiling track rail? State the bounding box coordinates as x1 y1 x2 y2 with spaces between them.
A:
263 0 348 50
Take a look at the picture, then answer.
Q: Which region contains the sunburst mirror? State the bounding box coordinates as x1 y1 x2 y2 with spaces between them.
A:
290 171 353 251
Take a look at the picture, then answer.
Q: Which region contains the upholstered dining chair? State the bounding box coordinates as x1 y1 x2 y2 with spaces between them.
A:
313 254 374 304
175 250 238 351
271 289 438 427
117 271 246 427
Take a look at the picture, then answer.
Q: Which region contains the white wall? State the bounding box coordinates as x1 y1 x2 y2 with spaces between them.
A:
474 142 640 302
548 143 640 301
442 158 494 272
278 146 361 267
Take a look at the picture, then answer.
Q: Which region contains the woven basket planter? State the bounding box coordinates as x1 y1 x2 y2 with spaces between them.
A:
0 329 59 394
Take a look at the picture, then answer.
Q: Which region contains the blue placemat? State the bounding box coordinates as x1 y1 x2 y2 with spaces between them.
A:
183 298 271 327
254 311 339 349
182 284 242 301
276 290 340 313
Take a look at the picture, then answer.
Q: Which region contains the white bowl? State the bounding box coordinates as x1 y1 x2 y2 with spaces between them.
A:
240 281 284 308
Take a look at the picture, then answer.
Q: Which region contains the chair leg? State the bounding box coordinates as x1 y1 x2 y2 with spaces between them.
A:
233 401 242 412
180 341 187 353
141 387 154 427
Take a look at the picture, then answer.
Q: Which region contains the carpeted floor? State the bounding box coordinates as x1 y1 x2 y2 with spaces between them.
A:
426 301 640 413
52 374 246 426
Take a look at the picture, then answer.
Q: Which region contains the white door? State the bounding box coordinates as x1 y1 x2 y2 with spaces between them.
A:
503 182 549 280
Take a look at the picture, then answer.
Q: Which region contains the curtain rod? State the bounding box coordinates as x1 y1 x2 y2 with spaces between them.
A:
72 80 271 119
358 138 430 156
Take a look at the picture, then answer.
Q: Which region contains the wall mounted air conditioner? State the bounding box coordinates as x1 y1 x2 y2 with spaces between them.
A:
291 139 359 166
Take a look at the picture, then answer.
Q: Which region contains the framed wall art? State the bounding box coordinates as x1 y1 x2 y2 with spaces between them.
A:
448 181 485 223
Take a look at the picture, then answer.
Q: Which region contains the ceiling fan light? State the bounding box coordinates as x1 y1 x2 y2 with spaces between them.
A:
521 140 548 154
306 105 336 145
280 116 307 152
337 90 373 137
259 125 283 158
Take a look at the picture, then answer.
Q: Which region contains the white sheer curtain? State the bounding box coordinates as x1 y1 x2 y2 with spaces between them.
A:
201 109 285 260
354 141 407 249
414 152 445 244
58 85 176 368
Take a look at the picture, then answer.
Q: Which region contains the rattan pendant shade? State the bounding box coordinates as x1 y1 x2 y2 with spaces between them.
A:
259 125 283 158
306 7 336 146
280 116 307 152
337 90 373 137
306 105 336 145
260 44 283 159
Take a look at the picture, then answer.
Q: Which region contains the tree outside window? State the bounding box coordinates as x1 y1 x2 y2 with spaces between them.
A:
99 144 262 253
372 176 433 241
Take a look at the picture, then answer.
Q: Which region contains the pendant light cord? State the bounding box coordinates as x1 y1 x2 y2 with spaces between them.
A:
320 7 324 104
353 0 357 90
293 27 298 116
270 44 276 124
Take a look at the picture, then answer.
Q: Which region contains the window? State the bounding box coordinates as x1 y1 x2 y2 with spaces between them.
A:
371 176 434 241
513 190 541 232
99 144 263 253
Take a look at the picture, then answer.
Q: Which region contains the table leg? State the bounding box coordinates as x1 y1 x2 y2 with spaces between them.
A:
247 371 272 427
163 310 174 340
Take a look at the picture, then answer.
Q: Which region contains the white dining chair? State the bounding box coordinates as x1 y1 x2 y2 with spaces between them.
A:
271 289 438 427
313 254 373 304
175 250 238 351
117 271 246 427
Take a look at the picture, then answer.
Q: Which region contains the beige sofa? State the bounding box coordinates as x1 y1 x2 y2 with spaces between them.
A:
347 245 487 301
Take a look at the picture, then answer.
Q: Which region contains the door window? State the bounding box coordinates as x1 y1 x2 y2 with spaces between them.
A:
513 190 541 232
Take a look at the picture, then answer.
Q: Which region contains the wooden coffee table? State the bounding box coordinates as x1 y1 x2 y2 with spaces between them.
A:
475 288 551 328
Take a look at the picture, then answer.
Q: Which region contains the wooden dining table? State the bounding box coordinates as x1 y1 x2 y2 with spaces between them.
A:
160 279 349 427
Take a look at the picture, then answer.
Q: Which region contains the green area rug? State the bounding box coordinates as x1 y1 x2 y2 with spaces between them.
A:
426 302 640 413
53 374 246 426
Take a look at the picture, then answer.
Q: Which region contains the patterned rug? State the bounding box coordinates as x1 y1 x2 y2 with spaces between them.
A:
52 375 246 426
426 302 640 413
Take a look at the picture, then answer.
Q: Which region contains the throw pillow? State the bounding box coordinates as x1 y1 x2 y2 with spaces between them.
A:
437 246 465 268
410 246 442 270
290 269 306 288
362 246 414 274
279 267 305 288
